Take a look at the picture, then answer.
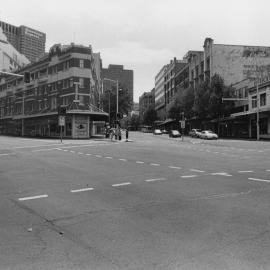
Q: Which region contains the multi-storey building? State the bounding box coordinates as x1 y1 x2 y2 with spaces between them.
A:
101 64 134 110
0 20 46 63
0 28 30 72
154 65 167 120
164 57 187 109
0 43 107 138
139 88 155 121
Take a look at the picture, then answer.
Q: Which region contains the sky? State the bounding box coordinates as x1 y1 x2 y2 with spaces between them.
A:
1 0 270 102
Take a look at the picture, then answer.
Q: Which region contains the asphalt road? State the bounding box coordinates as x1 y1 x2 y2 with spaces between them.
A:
0 133 270 270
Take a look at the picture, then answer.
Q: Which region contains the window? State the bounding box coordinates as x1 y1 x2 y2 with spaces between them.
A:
79 59 84 68
260 93 266 106
79 95 84 105
79 78 84 88
252 95 257 108
51 97 57 109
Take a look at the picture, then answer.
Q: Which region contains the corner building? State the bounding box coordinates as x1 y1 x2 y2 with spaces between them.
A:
0 43 107 138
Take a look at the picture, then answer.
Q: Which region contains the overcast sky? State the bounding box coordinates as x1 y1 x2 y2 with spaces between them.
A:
1 0 270 101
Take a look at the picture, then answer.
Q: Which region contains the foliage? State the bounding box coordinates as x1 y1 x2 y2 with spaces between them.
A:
143 108 157 125
129 114 140 130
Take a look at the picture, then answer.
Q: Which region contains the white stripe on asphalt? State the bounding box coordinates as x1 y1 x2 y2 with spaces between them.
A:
18 194 48 201
266 170 270 172
86 153 92 156
248 178 270 183
211 172 232 177
145 178 166 182
190 169 205 173
78 152 84 155
181 175 198 178
136 161 144 164
238 170 254 173
71 187 94 193
0 153 9 156
32 148 60 152
70 150 75 153
105 156 113 159
119 158 127 161
169 166 182 169
95 155 102 158
150 163 160 166
112 182 131 187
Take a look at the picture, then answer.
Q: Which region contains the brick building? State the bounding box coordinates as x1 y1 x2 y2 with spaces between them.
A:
0 20 46 63
101 64 133 110
0 43 107 138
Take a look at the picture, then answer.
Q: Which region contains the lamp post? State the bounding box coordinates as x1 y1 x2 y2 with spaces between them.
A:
102 78 120 139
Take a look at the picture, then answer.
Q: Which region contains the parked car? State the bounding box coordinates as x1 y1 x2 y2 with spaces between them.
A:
153 129 162 135
189 128 202 138
200 130 218 140
169 130 181 138
162 129 169 134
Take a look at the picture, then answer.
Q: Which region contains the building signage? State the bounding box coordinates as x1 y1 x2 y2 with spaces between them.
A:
74 116 88 138
58 116 65 126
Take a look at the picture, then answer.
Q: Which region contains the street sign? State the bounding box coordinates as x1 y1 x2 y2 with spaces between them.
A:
180 120 185 129
58 115 65 126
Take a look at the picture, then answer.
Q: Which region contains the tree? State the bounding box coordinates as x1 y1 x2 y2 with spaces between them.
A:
129 114 140 130
101 84 132 122
143 108 157 125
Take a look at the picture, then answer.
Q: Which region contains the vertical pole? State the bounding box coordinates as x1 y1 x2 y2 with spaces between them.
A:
60 125 62 143
108 91 111 126
256 80 260 140
22 92 25 136
116 80 119 140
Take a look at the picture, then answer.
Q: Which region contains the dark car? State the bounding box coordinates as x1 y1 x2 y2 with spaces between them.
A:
169 130 181 138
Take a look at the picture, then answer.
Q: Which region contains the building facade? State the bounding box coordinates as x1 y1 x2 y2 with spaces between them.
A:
101 64 134 110
139 88 155 121
0 43 107 138
154 65 167 120
0 28 30 72
0 20 46 63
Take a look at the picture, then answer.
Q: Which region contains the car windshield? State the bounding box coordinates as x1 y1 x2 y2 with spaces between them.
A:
172 130 179 134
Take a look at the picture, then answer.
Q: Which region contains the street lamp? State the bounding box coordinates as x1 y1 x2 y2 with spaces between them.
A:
102 78 120 139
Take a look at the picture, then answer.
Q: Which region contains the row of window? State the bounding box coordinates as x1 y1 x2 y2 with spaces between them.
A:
251 93 267 108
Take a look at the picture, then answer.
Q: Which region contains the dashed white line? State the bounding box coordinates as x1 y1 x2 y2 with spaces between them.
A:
119 158 127 161
105 156 113 159
190 169 205 173
32 148 59 152
266 170 270 172
0 153 9 156
238 170 254 173
18 194 48 201
211 172 232 177
136 161 144 164
248 178 270 183
112 182 131 187
169 166 182 169
150 163 160 166
71 187 94 193
78 152 84 155
181 175 198 178
70 150 75 153
145 178 166 182
95 155 102 158
86 153 92 156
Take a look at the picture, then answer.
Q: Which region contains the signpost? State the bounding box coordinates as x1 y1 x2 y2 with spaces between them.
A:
58 115 65 143
180 112 185 141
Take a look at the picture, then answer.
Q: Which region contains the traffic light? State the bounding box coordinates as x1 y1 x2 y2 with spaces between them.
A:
24 72 30 83
117 112 123 119
58 106 66 115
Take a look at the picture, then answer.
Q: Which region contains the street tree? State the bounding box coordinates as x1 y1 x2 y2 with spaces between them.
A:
143 108 157 125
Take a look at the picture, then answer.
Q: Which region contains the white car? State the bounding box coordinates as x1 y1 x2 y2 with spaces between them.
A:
200 130 218 140
153 129 162 135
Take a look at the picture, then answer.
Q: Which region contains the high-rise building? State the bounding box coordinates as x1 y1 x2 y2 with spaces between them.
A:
0 21 46 63
102 64 134 110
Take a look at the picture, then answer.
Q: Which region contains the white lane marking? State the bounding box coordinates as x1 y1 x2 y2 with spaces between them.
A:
119 158 127 161
95 155 102 158
213 152 219 154
190 169 205 173
78 152 84 155
181 175 198 178
86 153 92 156
211 172 232 177
136 161 144 164
63 149 69 152
105 156 113 159
145 178 166 182
248 178 270 183
238 170 254 173
258 150 264 152
32 148 59 152
70 150 75 153
150 163 160 166
0 153 9 156
18 194 48 201
71 187 94 193
112 182 131 187
266 170 270 172
14 143 68 149
169 166 182 169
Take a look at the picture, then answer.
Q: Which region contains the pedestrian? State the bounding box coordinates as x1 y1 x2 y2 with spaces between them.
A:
126 128 129 142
